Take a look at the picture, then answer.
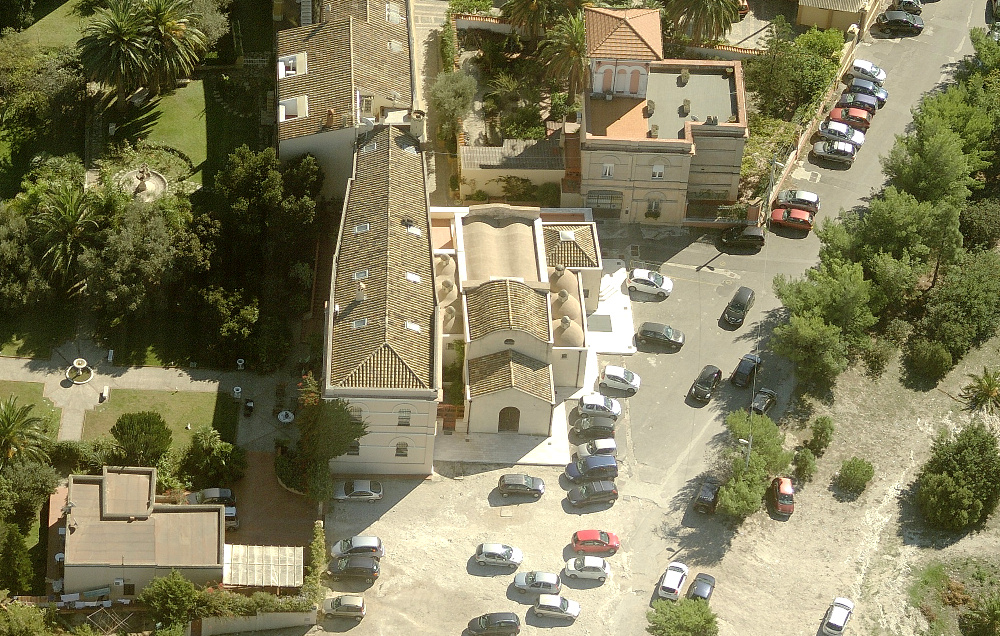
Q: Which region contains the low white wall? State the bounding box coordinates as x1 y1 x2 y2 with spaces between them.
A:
189 611 317 636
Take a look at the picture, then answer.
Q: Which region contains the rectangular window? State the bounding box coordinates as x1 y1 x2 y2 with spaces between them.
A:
647 199 661 215
278 96 307 122
123 584 136 596
395 442 408 457
405 321 421 333
652 164 664 179
601 163 614 178
353 223 370 234
360 95 374 114
348 406 363 423
405 272 421 283
561 353 568 359
346 441 360 456
351 318 368 329
352 270 369 281
398 409 411 426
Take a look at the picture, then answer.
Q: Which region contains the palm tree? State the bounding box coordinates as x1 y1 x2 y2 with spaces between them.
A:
662 0 739 44
537 12 588 103
142 0 207 95
961 367 1000 414
502 0 582 38
78 0 149 110
0 397 50 469
31 182 101 294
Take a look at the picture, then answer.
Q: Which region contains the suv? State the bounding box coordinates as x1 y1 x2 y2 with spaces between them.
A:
326 555 380 582
565 455 619 483
498 474 545 499
720 224 766 250
729 354 762 387
877 10 924 35
599 365 641 395
468 612 521 635
322 595 366 621
723 286 755 326
567 480 618 507
575 415 616 440
636 322 686 349
770 477 795 517
693 480 720 514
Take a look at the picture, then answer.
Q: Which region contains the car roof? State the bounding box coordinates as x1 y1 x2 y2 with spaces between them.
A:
588 438 617 449
501 473 532 484
480 543 510 552
581 393 607 405
574 529 604 541
788 209 812 220
776 477 794 494
348 536 381 547
335 594 365 606
579 415 615 427
603 364 626 376
843 92 877 103
200 488 232 499
782 189 819 202
854 59 876 71
842 107 870 117
735 225 765 237
741 353 762 363
699 365 721 378
344 554 378 565
851 77 875 88
826 121 849 133
631 268 655 278
485 612 519 623
532 571 560 584
694 572 716 585
577 555 606 567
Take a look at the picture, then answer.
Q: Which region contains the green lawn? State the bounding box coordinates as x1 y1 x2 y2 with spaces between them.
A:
142 80 208 184
82 389 239 446
0 306 75 359
0 380 62 438
16 0 82 50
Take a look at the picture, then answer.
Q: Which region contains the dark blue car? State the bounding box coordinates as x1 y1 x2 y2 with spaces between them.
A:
565 455 619 483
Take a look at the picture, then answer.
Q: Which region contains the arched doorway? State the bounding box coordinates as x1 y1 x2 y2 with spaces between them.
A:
498 407 520 432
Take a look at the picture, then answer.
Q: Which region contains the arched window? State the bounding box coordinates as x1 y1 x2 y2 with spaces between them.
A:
498 407 520 432
601 68 613 92
629 70 641 94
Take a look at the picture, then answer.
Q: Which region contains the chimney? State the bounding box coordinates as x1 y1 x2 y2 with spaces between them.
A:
325 109 336 128
558 289 569 301
356 281 366 303
411 110 426 141
560 316 572 328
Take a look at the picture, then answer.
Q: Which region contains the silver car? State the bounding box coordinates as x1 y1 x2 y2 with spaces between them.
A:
322 595 366 621
513 571 562 595
564 555 611 582
599 365 641 396
774 189 820 213
844 59 886 85
332 479 383 502
331 536 385 558
475 543 523 569
818 121 865 148
573 438 618 459
811 141 856 165
533 594 580 621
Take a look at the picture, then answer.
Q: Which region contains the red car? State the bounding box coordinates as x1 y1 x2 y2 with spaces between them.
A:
829 107 872 131
770 207 815 231
571 529 620 555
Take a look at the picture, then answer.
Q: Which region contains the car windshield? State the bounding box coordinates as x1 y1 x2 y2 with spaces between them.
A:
575 460 588 472
476 616 489 628
868 63 883 75
572 557 587 569
648 271 664 286
622 369 635 382
340 539 352 550
559 598 569 611
501 547 513 559
661 326 674 338
778 493 794 504
344 480 355 493
599 531 609 543
825 619 844 632
525 572 536 583
331 597 344 609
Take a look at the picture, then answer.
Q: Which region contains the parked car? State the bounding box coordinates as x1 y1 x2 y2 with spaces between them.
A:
497 473 545 499
331 536 385 558
564 555 611 581
723 286 755 326
332 479 383 502
321 595 366 621
876 10 924 35
571 529 620 555
693 479 721 514
575 415 616 440
689 365 723 402
818 120 865 147
822 598 855 635
770 207 816 231
513 571 562 595
829 107 872 131
467 612 521 635
636 321 686 349
720 224 766 250
574 438 618 459
567 480 618 507
775 189 820 213
578 393 621 421
187 489 239 530
599 365 641 395
626 268 673 298
812 141 857 165
326 555 380 583
730 353 762 387
533 594 580 621
751 388 778 415
687 573 716 602
475 543 523 569
835 92 878 115
848 78 888 106
770 477 795 517
657 562 690 600
844 59 886 84
565 455 619 483
892 0 922 13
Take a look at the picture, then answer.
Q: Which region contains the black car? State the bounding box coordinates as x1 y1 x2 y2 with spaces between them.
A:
567 480 618 507
468 612 521 635
689 365 722 402
574 415 616 440
891 0 921 14
693 479 720 514
326 555 380 583
730 353 762 387
876 10 924 35
636 321 686 349
750 388 778 415
498 474 545 499
687 573 716 602
723 286 755 327
720 225 765 250
835 92 878 115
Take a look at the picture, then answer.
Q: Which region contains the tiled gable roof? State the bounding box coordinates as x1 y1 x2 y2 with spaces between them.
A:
584 7 663 61
465 279 550 342
467 350 554 402
328 126 435 390
798 0 865 10
542 224 600 268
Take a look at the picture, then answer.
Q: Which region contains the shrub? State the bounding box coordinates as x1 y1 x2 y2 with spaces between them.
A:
537 182 561 208
469 189 489 201
794 448 817 482
805 416 835 457
498 106 547 140
916 422 1000 530
862 338 897 379
647 597 719 636
548 92 574 120
448 0 491 12
958 591 1000 636
835 457 874 495
439 19 457 70
884 317 913 346
904 337 953 382
301 521 327 603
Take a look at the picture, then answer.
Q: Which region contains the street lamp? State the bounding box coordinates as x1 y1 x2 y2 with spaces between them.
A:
738 437 753 470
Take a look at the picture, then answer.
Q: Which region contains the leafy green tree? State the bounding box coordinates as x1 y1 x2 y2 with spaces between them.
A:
110 411 173 467
771 314 848 389
1 462 60 531
835 457 874 495
537 12 588 101
917 472 982 531
774 259 877 345
960 198 1000 252
717 411 792 519
501 0 576 37
428 70 476 143
137 570 204 627
0 598 54 635
866 252 919 317
0 396 50 469
853 187 934 266
912 83 995 174
142 0 208 94
793 26 844 61
0 204 49 309
881 116 973 204
917 422 1000 530
794 448 817 483
78 0 150 110
647 597 719 636
281 154 324 200
180 425 246 489
662 0 739 44
805 416 834 457
0 529 33 595
725 411 792 475
959 591 1000 636
198 286 259 354
30 182 103 295
919 250 1000 361
961 367 1000 414
926 201 963 285
903 337 953 382
0 0 35 31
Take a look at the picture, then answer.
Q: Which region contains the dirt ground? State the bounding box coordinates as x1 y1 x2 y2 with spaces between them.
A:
232 451 319 547
705 336 1000 636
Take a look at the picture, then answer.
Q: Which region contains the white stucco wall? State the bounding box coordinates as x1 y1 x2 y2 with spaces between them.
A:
467 390 552 435
278 127 358 200
328 396 436 475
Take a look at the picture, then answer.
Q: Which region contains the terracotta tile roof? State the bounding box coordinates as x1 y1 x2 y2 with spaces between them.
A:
542 223 600 269
467 350 554 403
798 0 866 10
328 127 436 390
585 7 662 61
465 279 550 342
276 1 411 142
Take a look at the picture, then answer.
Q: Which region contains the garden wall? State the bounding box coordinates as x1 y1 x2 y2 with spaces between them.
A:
187 611 317 636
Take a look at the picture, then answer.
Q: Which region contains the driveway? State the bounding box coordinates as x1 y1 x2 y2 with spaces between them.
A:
231 451 318 547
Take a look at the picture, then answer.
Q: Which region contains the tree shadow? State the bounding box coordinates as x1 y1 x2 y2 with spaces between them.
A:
109 99 163 146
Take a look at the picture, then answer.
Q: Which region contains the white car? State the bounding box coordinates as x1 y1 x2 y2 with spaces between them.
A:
332 479 383 502
822 597 855 635
845 59 886 85
321 595 366 621
573 438 618 460
330 536 385 558
627 268 673 298
513 571 562 595
579 393 622 421
533 594 580 621
599 365 641 396
657 562 689 600
564 555 611 582
818 121 865 148
474 543 523 569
